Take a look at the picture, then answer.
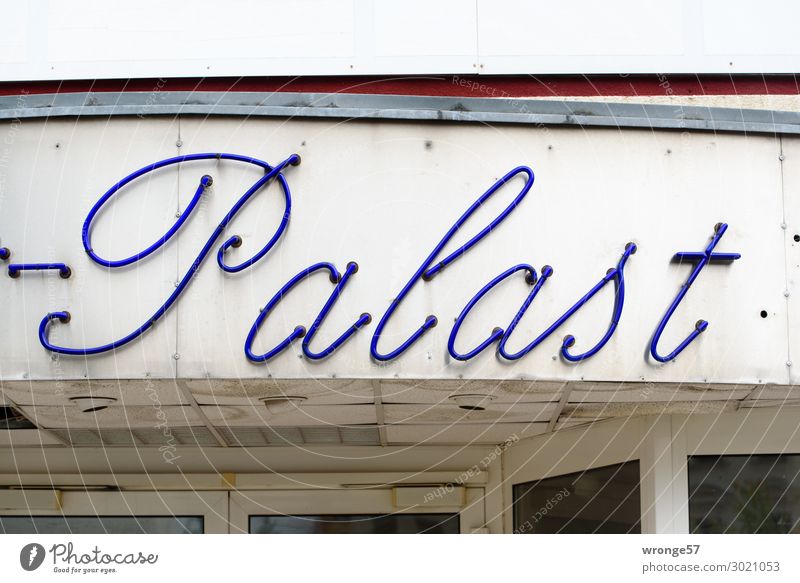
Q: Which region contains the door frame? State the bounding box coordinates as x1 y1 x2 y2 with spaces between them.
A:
0 490 229 533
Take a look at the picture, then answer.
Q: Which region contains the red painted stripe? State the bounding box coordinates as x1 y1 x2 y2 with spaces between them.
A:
1 75 799 98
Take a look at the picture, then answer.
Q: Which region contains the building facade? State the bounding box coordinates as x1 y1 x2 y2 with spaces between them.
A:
1 0 800 534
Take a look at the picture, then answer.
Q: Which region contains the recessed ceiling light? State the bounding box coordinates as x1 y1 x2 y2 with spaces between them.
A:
69 396 117 413
259 396 307 415
449 394 496 411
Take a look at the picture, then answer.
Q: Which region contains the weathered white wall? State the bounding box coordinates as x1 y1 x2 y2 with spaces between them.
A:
0 116 793 386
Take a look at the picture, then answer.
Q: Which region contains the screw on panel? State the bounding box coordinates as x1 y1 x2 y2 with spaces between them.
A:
176 140 183 148
785 290 791 297
781 223 787 229
173 353 180 360
787 361 793 367
779 154 786 161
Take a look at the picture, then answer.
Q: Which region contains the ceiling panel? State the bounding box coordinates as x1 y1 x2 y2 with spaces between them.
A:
378 379 563 404
217 425 381 446
187 378 374 405
0 429 62 446
48 426 218 447
384 402 555 424
1 379 186 406
386 423 548 444
744 385 800 401
567 382 756 404
201 403 376 427
18 405 202 429
561 401 739 420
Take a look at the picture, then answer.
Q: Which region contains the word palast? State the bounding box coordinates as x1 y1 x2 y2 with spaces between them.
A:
0 153 741 365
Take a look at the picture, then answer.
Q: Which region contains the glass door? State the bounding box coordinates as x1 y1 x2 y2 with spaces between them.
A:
230 489 485 534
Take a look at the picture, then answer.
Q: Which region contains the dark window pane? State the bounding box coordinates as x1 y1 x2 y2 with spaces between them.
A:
513 461 641 533
0 515 203 534
249 514 459 534
688 454 800 533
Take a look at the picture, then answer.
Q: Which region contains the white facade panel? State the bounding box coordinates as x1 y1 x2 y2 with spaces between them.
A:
47 0 357 62
374 1 476 57
0 2 28 65
2 1 800 80
477 0 685 57
703 0 800 56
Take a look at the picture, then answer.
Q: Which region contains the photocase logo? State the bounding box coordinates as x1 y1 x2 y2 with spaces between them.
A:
19 543 46 571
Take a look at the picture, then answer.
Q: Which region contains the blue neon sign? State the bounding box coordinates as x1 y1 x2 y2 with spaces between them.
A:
0 153 741 365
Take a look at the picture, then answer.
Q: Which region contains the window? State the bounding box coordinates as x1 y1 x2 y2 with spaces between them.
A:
249 514 459 534
689 454 800 533
513 461 641 533
0 515 203 534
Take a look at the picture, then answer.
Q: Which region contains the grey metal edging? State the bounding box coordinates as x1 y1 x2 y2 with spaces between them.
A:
1 91 800 135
